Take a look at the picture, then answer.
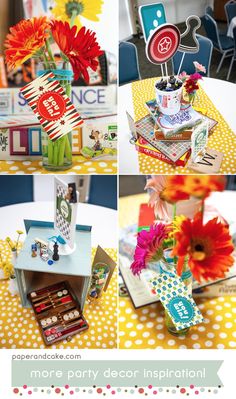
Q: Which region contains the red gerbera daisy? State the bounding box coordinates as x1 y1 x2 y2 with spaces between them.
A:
51 20 103 83
184 78 199 94
172 215 234 282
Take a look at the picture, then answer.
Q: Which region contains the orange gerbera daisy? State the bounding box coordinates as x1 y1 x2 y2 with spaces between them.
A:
4 17 50 70
172 215 234 282
160 175 226 203
160 176 190 204
51 20 103 82
184 176 226 199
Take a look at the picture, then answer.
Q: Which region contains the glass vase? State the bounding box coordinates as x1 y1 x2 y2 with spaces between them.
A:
8 277 19 296
9 249 19 296
37 62 74 171
161 257 192 336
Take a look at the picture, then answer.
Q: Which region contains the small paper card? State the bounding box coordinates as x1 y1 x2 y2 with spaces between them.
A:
191 119 208 161
187 148 224 174
144 273 204 330
20 72 83 141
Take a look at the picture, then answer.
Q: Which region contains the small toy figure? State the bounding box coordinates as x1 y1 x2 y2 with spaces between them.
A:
31 244 37 257
52 242 59 261
40 248 49 261
89 130 103 151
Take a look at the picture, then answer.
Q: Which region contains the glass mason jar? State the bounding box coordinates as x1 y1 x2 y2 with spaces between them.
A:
37 62 74 171
160 255 192 336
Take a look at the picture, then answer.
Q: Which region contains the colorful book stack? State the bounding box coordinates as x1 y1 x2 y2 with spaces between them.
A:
135 99 217 167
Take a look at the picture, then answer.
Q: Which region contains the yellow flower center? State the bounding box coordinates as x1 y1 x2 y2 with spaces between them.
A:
190 239 212 261
24 36 37 49
65 1 84 17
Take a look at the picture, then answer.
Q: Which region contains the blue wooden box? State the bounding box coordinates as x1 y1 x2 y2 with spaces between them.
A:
15 220 92 309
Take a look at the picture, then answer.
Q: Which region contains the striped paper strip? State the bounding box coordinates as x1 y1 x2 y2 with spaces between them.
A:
20 72 83 141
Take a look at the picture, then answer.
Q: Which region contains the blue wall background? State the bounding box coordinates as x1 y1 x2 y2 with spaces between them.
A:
0 176 33 207
89 176 117 210
0 176 117 210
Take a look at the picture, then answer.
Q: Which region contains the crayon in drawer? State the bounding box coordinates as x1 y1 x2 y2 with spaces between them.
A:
28 281 89 346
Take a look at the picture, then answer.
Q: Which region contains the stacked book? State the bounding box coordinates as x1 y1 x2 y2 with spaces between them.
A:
135 99 217 167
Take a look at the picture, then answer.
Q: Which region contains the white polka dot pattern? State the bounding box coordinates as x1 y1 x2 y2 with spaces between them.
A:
0 158 117 175
119 297 236 349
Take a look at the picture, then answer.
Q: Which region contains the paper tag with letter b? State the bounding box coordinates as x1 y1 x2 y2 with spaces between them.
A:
146 273 204 330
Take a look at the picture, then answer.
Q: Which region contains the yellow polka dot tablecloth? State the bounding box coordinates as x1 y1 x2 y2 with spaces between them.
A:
0 242 117 349
0 158 117 175
119 194 236 349
132 78 236 174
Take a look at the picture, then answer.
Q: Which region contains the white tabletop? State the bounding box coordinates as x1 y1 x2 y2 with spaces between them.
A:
0 202 117 249
118 77 236 174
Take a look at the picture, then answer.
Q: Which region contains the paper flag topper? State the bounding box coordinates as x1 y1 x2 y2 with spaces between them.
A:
139 3 166 42
146 23 180 65
20 72 83 141
178 15 201 53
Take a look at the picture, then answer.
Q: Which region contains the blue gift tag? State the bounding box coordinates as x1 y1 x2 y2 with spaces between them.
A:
141 271 204 330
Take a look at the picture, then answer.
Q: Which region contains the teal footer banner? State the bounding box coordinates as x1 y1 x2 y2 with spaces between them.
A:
11 360 223 387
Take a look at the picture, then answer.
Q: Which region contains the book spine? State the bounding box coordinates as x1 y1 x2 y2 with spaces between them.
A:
136 143 191 167
176 150 191 167
155 132 192 141
135 143 174 166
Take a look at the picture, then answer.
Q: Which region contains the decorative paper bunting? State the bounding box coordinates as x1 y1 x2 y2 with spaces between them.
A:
20 72 83 142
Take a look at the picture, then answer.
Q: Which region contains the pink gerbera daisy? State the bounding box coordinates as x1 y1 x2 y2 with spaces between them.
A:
130 223 168 275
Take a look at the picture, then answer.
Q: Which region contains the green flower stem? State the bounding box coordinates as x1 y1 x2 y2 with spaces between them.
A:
53 140 59 165
47 139 54 164
65 136 72 161
45 39 57 69
201 198 205 222
42 52 50 69
58 136 66 166
70 9 78 27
